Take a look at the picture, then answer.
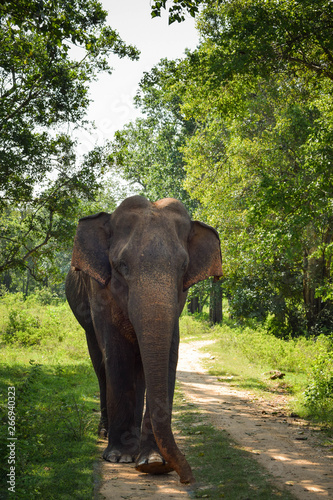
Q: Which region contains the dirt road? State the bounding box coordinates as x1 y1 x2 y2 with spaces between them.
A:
96 340 333 500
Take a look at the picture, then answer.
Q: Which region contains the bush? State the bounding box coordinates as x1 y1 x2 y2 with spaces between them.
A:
3 309 43 346
27 287 60 305
304 353 333 421
0 291 77 346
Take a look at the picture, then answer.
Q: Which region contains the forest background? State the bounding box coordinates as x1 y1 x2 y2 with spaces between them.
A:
1 1 333 496
1 0 333 337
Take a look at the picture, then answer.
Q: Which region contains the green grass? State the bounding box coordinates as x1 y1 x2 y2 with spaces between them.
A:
173 385 295 499
0 294 100 499
1 293 332 498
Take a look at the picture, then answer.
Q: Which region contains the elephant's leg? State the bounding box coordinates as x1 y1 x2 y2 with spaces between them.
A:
85 328 108 437
135 324 179 474
65 271 108 437
103 336 143 463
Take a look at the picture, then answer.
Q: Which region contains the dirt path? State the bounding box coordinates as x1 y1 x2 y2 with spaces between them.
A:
96 339 333 500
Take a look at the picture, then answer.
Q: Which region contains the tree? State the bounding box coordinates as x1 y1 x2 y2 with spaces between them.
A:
151 0 202 24
0 148 111 288
170 1 333 334
152 0 333 81
0 0 139 282
197 0 333 81
109 59 196 210
209 281 223 324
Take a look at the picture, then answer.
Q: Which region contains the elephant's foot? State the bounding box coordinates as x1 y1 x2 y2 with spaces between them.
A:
98 425 108 439
135 450 174 475
103 445 137 464
98 417 108 439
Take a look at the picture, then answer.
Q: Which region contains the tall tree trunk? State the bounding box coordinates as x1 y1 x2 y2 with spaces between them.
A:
209 281 223 324
302 224 333 332
188 296 202 314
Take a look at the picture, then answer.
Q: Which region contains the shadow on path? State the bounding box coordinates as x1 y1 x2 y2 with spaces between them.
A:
95 441 191 499
177 341 333 500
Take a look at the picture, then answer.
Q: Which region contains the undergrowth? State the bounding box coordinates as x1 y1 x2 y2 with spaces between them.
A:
0 291 99 499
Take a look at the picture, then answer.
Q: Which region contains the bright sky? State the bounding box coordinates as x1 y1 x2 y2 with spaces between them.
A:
77 0 199 156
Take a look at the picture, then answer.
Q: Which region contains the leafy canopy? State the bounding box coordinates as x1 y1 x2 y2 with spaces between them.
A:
109 58 197 212
171 0 333 333
150 0 203 24
0 0 139 283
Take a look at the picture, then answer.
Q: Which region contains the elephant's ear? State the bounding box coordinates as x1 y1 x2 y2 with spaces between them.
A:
71 212 111 287
183 221 222 291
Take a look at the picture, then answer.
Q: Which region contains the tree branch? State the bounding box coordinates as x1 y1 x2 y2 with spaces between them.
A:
22 210 54 262
285 54 333 80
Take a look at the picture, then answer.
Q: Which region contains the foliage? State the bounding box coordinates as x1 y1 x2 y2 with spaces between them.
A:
197 0 333 81
168 0 333 335
30 287 61 305
0 0 139 282
304 353 333 419
0 171 125 296
4 309 43 346
151 0 202 24
0 291 68 345
109 58 197 212
110 116 189 201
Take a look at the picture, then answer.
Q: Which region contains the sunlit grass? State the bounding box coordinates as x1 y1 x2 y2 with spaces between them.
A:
0 294 99 499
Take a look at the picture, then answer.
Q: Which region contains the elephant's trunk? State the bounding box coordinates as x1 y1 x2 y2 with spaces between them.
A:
128 277 195 484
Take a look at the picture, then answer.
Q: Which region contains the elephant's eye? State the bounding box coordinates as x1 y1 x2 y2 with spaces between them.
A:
181 258 189 273
113 259 129 277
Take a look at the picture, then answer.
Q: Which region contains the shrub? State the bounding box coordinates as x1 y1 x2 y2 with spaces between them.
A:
26 287 60 306
304 353 333 420
0 289 78 346
3 309 43 346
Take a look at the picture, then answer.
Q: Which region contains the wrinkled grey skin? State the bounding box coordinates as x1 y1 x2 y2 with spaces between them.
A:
65 196 222 484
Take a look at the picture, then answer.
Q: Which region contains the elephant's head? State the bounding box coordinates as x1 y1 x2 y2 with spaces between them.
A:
70 196 222 483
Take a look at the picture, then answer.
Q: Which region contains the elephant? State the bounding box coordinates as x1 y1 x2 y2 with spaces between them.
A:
65 195 222 484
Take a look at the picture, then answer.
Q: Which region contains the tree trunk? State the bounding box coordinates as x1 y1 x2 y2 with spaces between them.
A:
303 247 330 331
187 296 202 314
209 281 223 324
